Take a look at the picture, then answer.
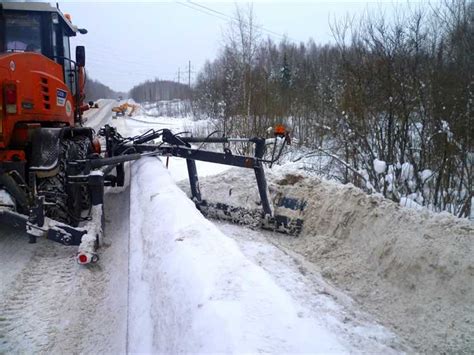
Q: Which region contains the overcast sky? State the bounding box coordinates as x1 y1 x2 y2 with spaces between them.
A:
58 1 427 92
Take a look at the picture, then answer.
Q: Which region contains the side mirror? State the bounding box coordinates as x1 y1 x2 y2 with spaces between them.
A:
76 46 85 67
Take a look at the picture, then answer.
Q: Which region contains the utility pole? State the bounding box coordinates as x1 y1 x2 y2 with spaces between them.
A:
187 61 192 116
178 68 180 84
188 60 191 88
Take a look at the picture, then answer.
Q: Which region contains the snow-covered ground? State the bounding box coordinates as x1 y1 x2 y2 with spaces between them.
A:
0 101 471 353
194 164 474 354
126 157 404 353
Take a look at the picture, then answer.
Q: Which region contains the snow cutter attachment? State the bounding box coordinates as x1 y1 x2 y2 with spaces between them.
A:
171 134 304 235
98 125 305 235
0 124 303 265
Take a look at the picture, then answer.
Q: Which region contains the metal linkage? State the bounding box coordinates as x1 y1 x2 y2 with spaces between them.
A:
127 129 273 217
0 198 87 246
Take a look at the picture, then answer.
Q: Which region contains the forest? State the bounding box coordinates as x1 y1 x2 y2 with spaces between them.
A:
191 0 473 217
84 78 125 102
129 80 192 102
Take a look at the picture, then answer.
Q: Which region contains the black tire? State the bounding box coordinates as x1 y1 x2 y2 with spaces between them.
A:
37 135 92 226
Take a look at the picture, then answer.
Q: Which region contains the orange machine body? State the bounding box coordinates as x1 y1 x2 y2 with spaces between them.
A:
0 2 87 167
0 52 76 149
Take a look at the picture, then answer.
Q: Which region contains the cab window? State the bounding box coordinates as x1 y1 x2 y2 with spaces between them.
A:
51 14 60 60
4 13 42 53
62 33 76 95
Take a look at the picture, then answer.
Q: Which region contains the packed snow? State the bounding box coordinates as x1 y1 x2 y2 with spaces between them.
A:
127 157 398 353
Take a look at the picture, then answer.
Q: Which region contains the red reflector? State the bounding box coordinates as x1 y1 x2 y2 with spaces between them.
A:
78 254 88 264
5 84 17 105
92 137 101 154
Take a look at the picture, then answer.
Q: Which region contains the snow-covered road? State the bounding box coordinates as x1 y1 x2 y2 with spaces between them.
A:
0 184 130 353
0 101 410 352
84 98 118 131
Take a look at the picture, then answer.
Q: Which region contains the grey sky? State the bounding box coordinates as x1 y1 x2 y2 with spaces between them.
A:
59 1 426 92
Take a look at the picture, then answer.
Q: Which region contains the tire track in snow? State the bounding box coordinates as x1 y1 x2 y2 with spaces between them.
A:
0 97 128 353
0 186 130 353
125 183 132 354
0 244 111 352
0 242 76 352
0 227 37 298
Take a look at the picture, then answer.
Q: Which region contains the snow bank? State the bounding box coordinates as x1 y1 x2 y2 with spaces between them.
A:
143 100 191 118
128 157 351 353
194 167 474 354
399 196 424 210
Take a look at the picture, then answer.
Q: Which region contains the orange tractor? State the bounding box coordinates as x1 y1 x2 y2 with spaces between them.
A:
0 3 103 257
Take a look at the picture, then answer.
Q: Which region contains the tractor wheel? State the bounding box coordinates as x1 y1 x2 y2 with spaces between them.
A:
37 135 92 226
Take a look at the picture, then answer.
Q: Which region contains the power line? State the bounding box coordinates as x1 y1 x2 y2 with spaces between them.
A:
176 1 230 22
81 42 192 69
189 1 290 39
87 57 194 76
176 1 294 41
87 65 176 78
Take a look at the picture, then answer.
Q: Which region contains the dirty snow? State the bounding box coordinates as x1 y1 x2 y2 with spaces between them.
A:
196 167 474 354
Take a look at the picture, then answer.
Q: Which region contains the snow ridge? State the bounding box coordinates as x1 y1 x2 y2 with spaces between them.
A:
128 157 355 353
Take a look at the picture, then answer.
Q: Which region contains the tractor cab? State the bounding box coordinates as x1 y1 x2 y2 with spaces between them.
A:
0 2 86 97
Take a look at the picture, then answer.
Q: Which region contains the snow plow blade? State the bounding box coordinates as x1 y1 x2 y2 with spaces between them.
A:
195 195 305 236
265 196 306 235
196 202 305 235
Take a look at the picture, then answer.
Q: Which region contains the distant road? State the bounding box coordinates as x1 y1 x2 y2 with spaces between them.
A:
83 99 117 131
